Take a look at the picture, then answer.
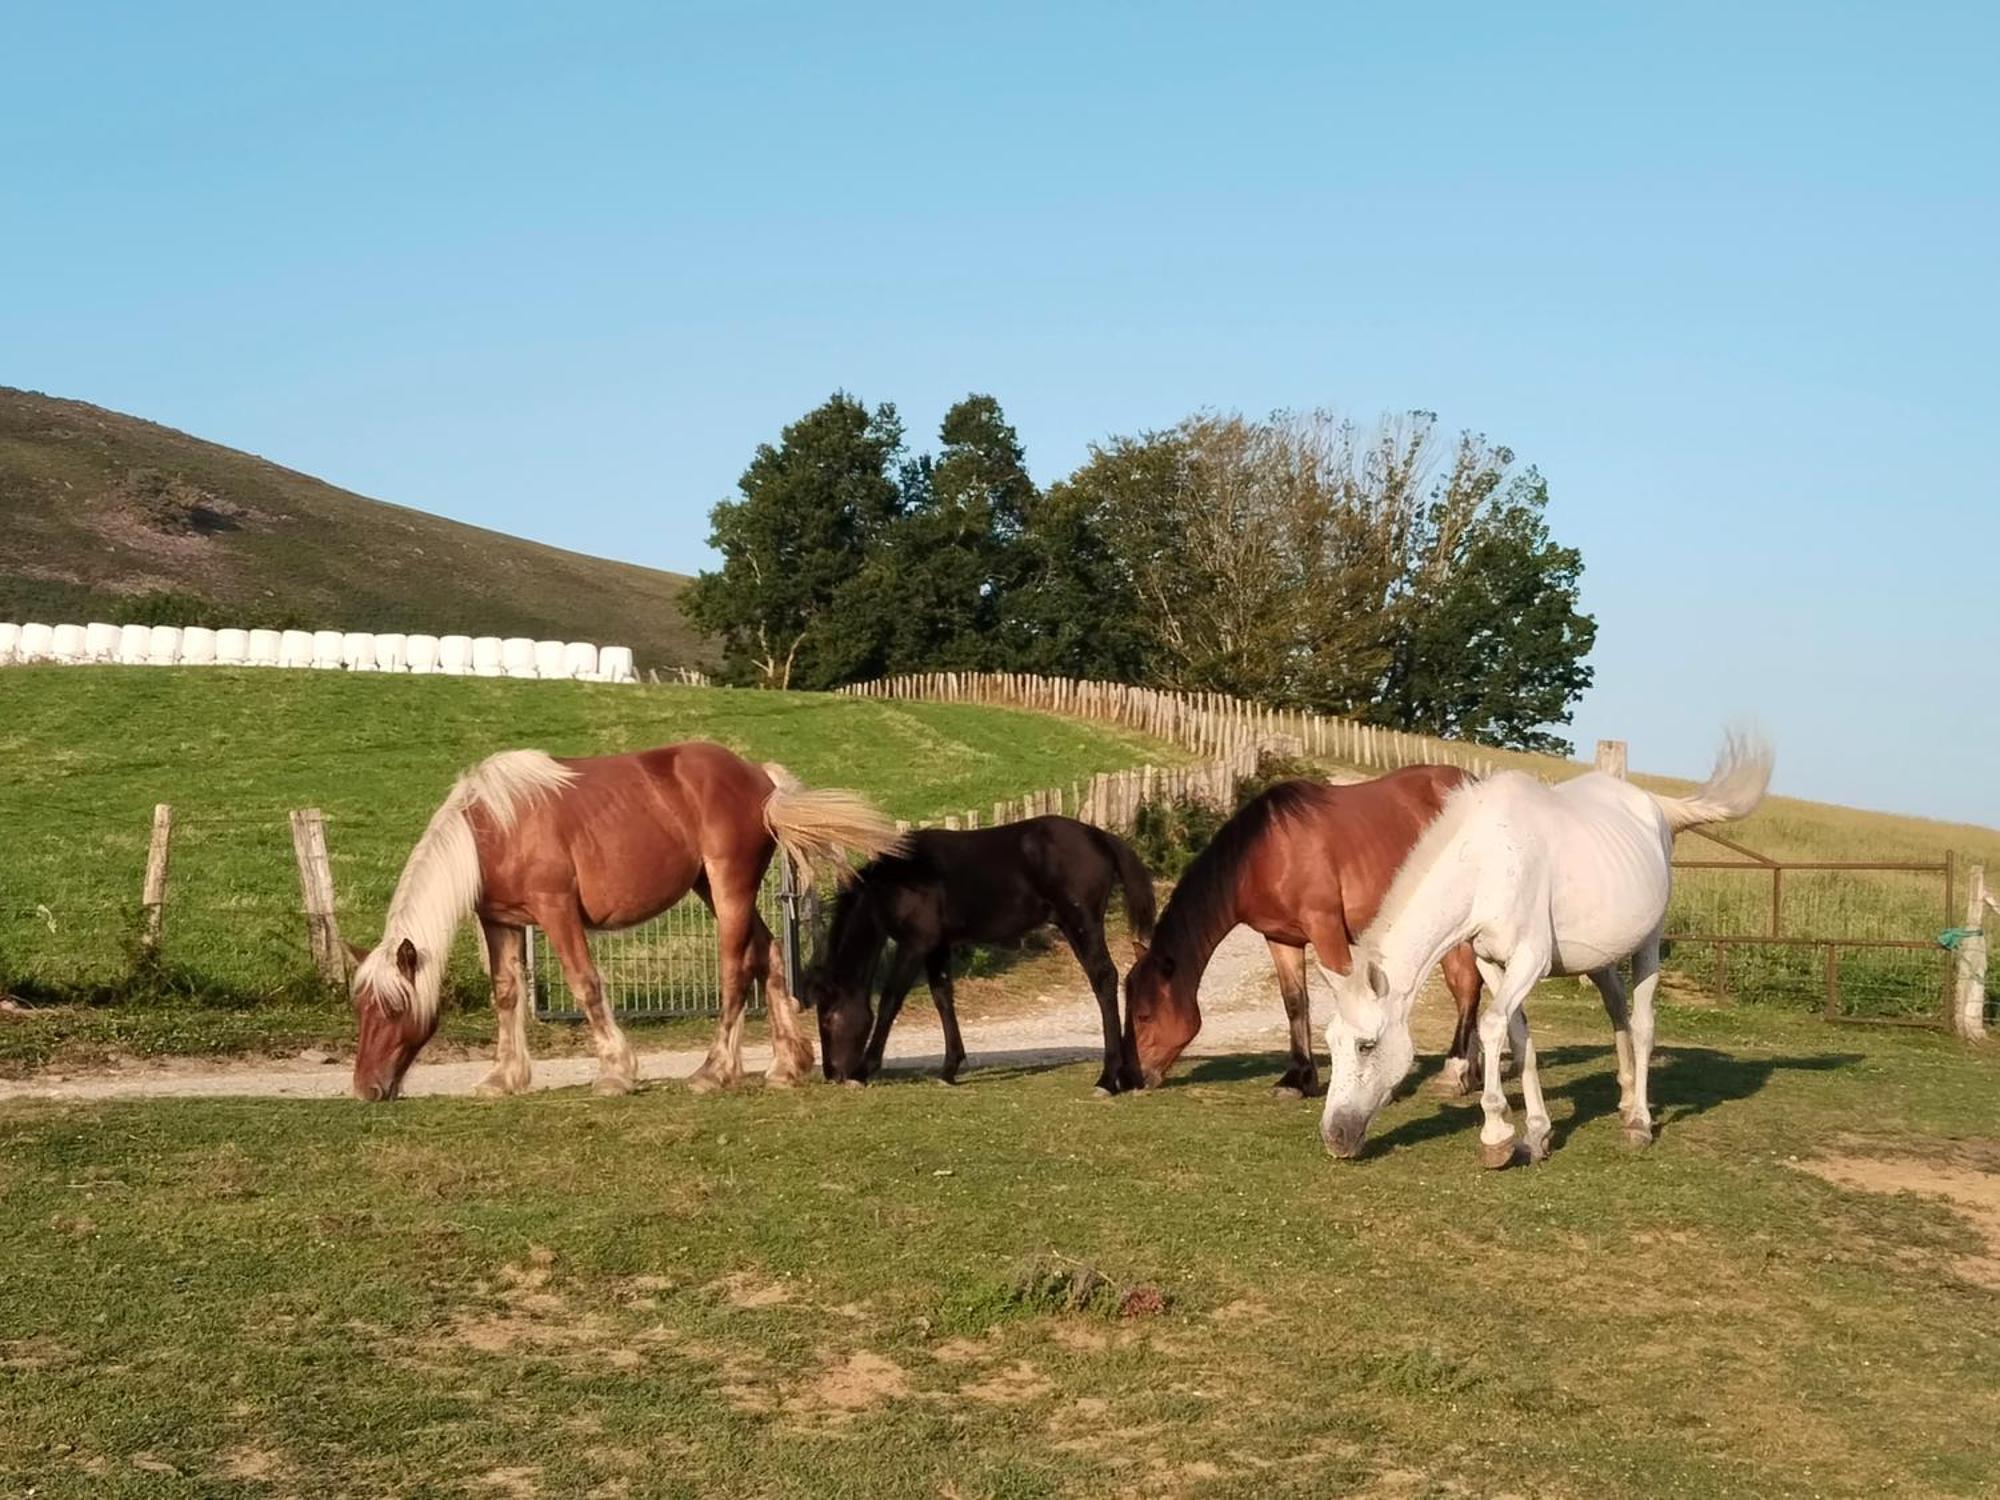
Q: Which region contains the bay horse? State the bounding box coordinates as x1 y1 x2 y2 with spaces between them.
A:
348 742 900 1101
1319 734 1771 1167
801 816 1156 1093
1123 765 1484 1097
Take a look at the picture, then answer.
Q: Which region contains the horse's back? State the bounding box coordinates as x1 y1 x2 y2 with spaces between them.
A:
1538 772 1676 967
890 817 1114 942
1313 765 1473 933
482 742 764 928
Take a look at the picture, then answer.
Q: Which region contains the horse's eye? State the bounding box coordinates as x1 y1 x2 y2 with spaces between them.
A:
1356 1038 1377 1058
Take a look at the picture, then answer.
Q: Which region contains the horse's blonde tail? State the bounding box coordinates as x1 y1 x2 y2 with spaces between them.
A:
1650 731 1774 833
761 762 904 887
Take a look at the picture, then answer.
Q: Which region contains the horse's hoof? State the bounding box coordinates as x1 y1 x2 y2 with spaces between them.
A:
686 1072 729 1096
1271 1084 1304 1101
1622 1123 1654 1149
594 1075 637 1097
1480 1137 1518 1170
474 1076 519 1098
840 1078 865 1091
764 1070 803 1090
1523 1131 1552 1164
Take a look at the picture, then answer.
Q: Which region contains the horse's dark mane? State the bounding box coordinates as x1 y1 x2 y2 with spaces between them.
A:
818 874 888 988
1156 779 1338 971
816 846 939 987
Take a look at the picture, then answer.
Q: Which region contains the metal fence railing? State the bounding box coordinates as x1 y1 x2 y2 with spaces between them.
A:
528 860 828 1021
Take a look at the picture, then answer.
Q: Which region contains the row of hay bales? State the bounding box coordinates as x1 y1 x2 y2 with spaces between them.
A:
0 621 637 681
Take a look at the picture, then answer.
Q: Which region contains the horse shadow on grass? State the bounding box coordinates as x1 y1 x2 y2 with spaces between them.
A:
1355 1044 1863 1159
1185 1045 1862 1158
862 1045 1106 1089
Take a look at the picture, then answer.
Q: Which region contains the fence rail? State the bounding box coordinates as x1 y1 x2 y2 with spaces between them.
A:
839 671 1540 779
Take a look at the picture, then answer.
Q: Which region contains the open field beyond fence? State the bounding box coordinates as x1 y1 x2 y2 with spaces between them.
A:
0 667 1183 1010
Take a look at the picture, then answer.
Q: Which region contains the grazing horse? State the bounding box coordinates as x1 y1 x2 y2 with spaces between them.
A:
802 816 1156 1093
348 742 900 1101
1319 734 1772 1167
1122 766 1484 1097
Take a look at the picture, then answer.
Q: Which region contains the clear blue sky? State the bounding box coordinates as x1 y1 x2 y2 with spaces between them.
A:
5 3 1995 825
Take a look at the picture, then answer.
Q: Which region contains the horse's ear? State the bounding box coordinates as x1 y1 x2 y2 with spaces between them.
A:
1366 961 1390 1000
395 938 420 983
1130 940 1149 966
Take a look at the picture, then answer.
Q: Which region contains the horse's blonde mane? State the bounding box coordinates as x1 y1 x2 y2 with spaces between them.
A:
354 750 578 1020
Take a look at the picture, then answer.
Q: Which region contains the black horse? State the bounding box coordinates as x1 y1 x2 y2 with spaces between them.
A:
801 816 1156 1093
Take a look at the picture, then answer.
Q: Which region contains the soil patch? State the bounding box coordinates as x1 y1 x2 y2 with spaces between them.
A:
1795 1151 2000 1288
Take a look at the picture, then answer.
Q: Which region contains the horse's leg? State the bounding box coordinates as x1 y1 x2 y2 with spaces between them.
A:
1052 898 1125 1096
1502 995 1552 1163
1623 932 1665 1147
925 946 968 1085
475 919 534 1097
863 943 926 1080
1266 941 1319 1099
540 906 637 1096
1589 964 1636 1120
689 868 758 1094
1292 911 1359 1098
748 907 814 1088
1436 944 1484 1097
1473 953 1545 1169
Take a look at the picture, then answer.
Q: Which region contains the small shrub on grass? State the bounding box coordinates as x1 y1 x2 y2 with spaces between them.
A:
1131 796 1227 878
1232 752 1323 803
1132 751 1325 875
936 1253 1170 1333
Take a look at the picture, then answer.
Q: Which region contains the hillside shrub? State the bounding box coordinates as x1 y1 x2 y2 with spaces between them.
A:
1131 752 1324 876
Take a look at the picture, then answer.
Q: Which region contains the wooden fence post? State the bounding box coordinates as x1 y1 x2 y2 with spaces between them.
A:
1955 864 1990 1040
1595 739 1628 779
289 808 347 986
141 803 173 954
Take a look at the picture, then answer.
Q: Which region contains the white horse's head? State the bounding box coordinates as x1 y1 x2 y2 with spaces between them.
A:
1319 955 1416 1159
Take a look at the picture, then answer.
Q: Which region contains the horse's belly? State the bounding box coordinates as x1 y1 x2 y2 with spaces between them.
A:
1548 873 1666 975
575 845 703 930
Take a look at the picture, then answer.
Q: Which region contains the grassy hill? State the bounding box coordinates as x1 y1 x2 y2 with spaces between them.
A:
0 387 709 670
0 668 1181 1033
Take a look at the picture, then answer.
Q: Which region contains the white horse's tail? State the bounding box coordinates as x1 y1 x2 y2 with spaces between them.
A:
1650 732 1774 833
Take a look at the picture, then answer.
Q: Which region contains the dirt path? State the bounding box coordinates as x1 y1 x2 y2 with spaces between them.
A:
0 927 1303 1104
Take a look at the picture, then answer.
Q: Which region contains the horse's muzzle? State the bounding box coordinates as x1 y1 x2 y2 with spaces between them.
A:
1321 1111 1368 1159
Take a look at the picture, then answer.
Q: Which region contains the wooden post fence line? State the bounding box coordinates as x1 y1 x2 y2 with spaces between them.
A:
140 803 173 954
1595 739 1629 779
882 730 1266 842
290 808 347 987
836 671 1533 783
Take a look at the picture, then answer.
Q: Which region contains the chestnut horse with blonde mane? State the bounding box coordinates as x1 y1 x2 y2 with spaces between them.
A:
348 741 900 1101
1122 765 1484 1096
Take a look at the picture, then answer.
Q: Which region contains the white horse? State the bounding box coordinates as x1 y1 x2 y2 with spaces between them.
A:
1318 733 1772 1168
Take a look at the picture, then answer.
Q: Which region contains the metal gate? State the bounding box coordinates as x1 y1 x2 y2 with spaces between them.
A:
1667 829 1958 1026
529 859 819 1020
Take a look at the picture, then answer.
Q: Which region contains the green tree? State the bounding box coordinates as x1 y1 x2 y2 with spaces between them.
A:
1001 475 1150 679
681 394 906 689
1379 459 1596 753
1050 409 1596 751
863 395 1037 672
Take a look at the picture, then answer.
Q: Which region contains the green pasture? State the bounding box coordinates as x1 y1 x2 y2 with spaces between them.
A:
2 989 1996 1497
